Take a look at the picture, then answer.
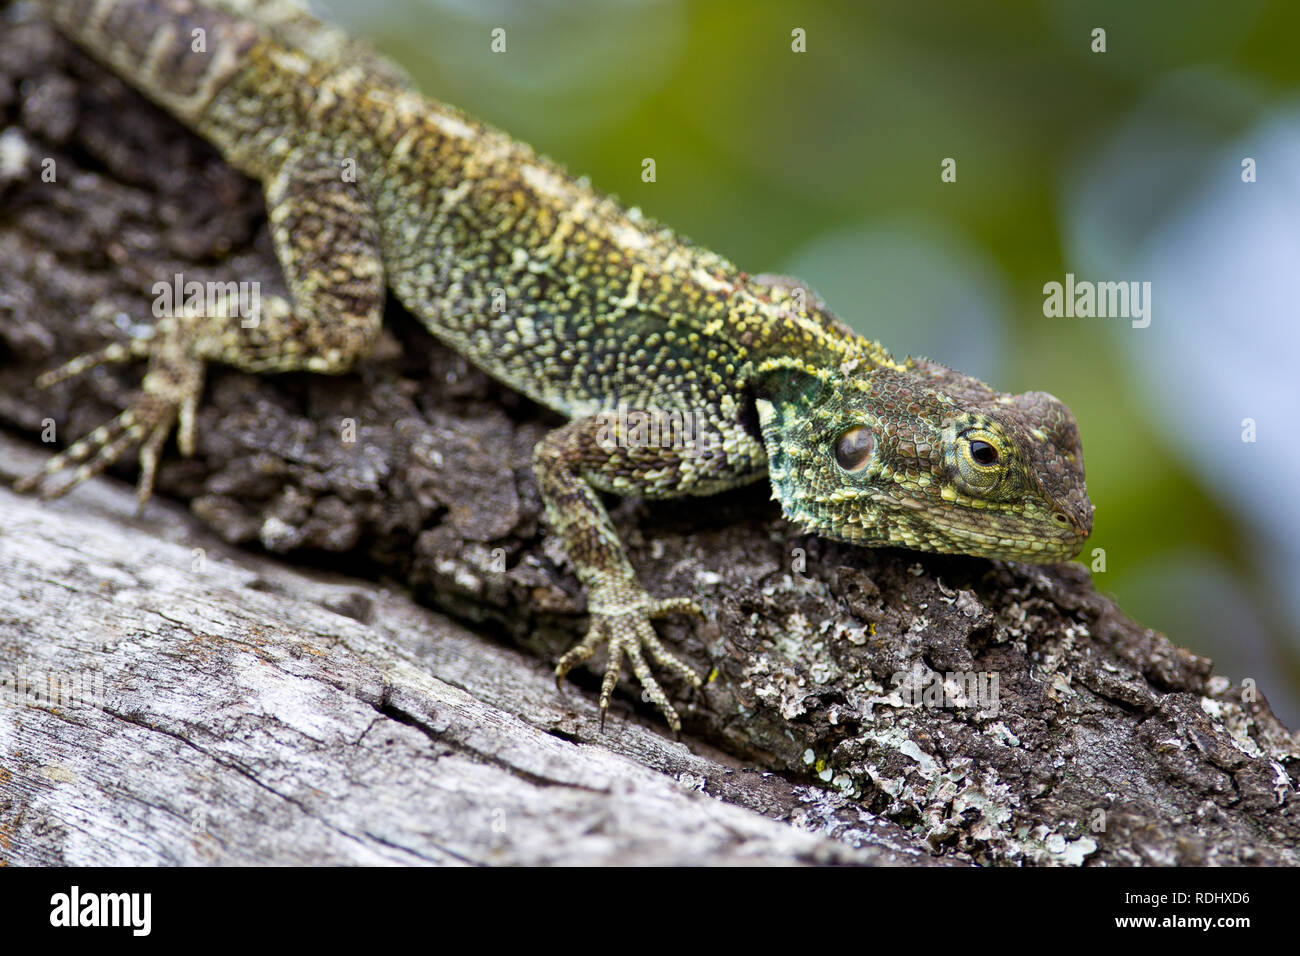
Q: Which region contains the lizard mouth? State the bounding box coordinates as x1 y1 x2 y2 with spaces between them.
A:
935 523 1086 563
895 484 1089 562
920 506 1089 562
818 501 1088 563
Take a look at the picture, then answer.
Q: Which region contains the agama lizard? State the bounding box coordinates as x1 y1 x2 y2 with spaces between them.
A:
19 0 1093 732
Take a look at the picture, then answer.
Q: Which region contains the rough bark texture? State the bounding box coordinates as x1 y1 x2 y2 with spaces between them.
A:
1 3 1297 866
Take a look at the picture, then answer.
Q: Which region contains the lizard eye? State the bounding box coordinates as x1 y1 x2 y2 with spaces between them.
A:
969 440 998 466
953 430 1006 494
834 426 875 472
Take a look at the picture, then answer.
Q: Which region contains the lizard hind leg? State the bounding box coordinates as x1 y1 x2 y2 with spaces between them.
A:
16 147 386 505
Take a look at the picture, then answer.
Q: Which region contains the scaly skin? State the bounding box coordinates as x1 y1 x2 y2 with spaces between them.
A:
20 0 1093 732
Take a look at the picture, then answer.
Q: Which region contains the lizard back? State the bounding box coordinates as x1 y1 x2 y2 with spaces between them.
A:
38 0 875 425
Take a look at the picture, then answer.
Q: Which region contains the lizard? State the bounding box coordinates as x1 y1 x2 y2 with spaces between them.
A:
17 0 1093 733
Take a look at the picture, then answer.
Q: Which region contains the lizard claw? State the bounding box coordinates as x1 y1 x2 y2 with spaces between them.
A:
555 592 705 734
16 340 203 505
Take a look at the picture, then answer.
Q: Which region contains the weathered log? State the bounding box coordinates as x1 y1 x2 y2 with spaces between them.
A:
0 438 943 865
1 2 1296 865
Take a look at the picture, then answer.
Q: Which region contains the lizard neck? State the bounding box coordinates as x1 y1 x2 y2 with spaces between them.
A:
732 276 904 389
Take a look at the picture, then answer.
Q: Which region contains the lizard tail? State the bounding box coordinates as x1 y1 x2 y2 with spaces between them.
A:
37 0 415 126
36 0 261 128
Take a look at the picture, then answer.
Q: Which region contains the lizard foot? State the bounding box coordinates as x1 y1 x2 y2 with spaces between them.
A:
555 593 706 734
15 338 204 508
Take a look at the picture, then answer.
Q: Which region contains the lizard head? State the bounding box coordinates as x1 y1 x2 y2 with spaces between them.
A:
751 355 1093 563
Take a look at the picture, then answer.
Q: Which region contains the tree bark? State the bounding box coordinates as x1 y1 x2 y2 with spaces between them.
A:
1 2 1296 865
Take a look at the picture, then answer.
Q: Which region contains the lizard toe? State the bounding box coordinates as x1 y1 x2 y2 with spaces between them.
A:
555 615 607 686
647 596 705 620
16 402 149 499
33 336 154 390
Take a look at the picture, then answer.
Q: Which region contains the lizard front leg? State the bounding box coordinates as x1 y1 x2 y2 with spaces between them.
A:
16 147 385 503
535 411 765 733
